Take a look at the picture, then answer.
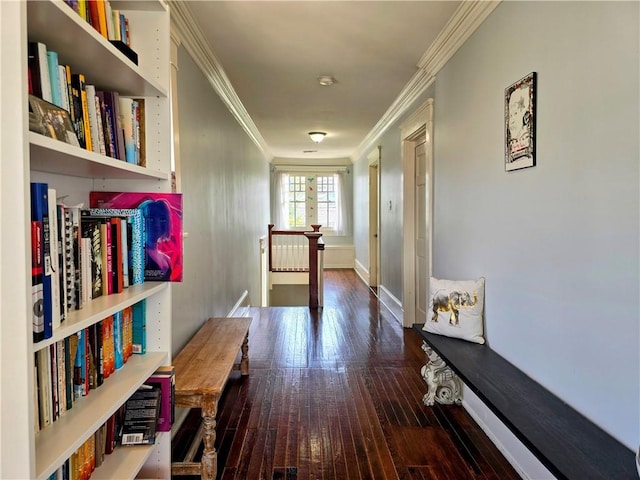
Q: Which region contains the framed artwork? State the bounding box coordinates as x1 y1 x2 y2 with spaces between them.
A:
505 72 536 171
28 94 80 147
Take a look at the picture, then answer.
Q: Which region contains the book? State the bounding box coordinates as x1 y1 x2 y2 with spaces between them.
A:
132 300 146 354
31 183 53 341
119 97 135 163
36 348 52 428
130 98 145 166
46 51 63 108
119 385 161 446
89 192 183 282
47 188 61 331
31 220 45 343
113 310 124 370
57 65 70 113
89 208 144 285
85 85 101 154
72 73 93 152
144 366 174 432
28 42 52 103
100 90 125 160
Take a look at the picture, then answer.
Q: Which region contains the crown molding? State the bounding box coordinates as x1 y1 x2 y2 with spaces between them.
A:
168 1 272 160
351 0 501 162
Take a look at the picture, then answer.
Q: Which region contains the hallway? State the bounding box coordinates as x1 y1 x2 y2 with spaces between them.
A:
173 270 520 479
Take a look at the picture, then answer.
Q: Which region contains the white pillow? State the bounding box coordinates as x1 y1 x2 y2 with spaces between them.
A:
423 277 485 344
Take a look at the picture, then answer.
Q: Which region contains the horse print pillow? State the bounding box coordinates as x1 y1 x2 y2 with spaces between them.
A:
423 277 485 344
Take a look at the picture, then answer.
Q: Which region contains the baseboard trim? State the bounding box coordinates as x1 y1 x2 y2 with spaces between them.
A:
378 285 403 325
228 289 251 317
461 386 555 480
354 259 369 285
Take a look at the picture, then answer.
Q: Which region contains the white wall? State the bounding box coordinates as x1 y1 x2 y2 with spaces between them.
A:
172 45 270 355
433 1 639 450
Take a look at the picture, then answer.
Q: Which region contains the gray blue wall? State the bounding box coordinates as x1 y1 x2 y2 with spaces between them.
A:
172 45 270 354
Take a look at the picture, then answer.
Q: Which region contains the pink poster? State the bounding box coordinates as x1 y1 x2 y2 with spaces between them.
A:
90 192 183 282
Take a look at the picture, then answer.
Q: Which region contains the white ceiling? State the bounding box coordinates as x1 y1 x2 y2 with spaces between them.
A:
178 1 463 160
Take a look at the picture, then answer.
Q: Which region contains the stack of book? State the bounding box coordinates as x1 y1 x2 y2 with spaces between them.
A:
28 41 146 166
33 302 147 432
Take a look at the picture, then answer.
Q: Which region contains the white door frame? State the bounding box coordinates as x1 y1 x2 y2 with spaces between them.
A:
402 99 434 328
368 147 381 287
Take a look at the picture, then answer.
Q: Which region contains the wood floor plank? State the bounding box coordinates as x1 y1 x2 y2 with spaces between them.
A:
172 270 520 480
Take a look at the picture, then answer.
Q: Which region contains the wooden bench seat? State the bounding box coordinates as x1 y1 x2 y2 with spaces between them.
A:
413 324 636 480
172 317 252 480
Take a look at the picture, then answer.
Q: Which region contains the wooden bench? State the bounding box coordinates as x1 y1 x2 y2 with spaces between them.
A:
413 324 637 480
172 317 252 480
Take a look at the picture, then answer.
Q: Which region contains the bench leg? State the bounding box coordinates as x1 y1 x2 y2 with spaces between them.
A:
421 342 462 406
202 396 219 480
240 333 249 376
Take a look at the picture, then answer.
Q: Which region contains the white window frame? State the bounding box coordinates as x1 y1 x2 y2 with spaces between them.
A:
274 166 349 235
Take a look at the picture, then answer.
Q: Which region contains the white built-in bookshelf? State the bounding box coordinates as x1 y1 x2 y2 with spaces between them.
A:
0 1 172 478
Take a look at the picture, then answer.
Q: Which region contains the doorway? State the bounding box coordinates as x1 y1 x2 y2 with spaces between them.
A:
402 99 434 328
368 147 380 288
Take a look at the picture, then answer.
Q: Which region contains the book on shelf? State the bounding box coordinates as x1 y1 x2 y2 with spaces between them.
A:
89 192 184 282
30 183 53 342
31 220 45 343
132 299 146 354
89 208 144 285
47 188 62 331
27 41 52 103
144 366 174 432
84 84 102 155
119 385 161 446
46 50 63 109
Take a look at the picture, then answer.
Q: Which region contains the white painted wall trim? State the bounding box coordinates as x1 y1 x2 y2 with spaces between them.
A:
461 386 556 480
168 1 272 160
354 259 370 286
378 285 403 325
228 289 251 317
324 245 355 269
351 1 500 162
401 99 434 328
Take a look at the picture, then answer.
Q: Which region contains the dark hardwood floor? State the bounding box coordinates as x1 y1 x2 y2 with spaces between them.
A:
172 269 521 480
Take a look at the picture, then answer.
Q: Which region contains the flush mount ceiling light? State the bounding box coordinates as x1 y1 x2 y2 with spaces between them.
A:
318 75 337 86
308 131 327 143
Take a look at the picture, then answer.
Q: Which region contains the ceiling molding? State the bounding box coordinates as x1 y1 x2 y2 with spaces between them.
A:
168 1 272 160
418 0 500 73
351 0 501 162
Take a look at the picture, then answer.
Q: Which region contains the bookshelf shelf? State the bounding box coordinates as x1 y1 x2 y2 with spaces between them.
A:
35 352 167 480
90 432 168 480
32 282 168 354
29 133 169 180
0 0 173 478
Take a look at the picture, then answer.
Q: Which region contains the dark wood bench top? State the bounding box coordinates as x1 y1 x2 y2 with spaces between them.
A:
413 324 636 480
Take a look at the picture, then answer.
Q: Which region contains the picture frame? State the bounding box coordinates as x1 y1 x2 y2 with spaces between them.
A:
28 94 80 147
505 72 536 171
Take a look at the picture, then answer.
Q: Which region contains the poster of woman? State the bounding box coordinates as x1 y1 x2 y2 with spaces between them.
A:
89 191 183 282
505 72 536 171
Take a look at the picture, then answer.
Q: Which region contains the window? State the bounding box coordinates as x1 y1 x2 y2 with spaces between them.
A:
273 169 349 234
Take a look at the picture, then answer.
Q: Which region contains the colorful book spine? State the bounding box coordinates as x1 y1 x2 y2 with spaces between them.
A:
31 183 53 341
46 51 63 108
144 366 175 432
113 310 124 370
47 188 61 331
31 220 45 343
132 300 146 354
